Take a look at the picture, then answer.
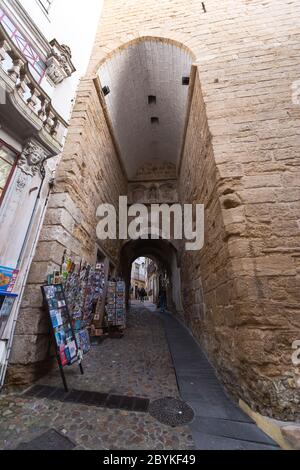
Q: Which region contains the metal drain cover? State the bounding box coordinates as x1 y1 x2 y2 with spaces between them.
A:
149 397 194 427
16 429 76 450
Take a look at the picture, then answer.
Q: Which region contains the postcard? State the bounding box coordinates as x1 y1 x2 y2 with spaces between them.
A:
50 310 60 328
64 347 71 364
79 329 90 354
49 298 59 309
51 310 63 328
67 340 77 360
65 329 73 343
55 329 67 347
45 285 56 300
73 310 82 319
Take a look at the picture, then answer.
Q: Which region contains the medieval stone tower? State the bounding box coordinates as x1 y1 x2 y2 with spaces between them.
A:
7 0 300 422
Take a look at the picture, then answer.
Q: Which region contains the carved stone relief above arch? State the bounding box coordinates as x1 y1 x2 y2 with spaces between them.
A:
132 161 177 182
147 185 159 203
159 182 177 202
128 180 178 204
131 184 146 203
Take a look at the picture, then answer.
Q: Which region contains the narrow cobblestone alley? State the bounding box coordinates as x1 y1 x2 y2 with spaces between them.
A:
0 0 299 456
0 304 194 450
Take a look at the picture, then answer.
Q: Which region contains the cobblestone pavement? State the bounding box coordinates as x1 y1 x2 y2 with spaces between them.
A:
40 303 179 399
0 305 195 450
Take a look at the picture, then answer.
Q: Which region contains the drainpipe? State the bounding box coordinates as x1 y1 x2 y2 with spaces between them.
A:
0 159 53 389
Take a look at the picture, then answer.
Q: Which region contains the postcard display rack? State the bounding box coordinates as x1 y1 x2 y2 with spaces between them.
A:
63 263 107 341
106 281 126 329
41 262 107 391
41 284 83 392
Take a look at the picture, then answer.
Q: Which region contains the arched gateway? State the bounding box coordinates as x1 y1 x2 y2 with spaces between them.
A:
5 14 300 427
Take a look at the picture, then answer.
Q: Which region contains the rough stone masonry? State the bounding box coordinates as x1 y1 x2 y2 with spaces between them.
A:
7 0 300 421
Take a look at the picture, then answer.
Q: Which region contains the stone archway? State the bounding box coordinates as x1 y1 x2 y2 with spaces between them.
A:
7 13 299 422
119 238 183 315
89 34 197 77
92 33 300 419
95 36 196 180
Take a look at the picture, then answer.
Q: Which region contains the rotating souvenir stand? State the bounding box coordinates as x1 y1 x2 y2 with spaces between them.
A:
106 280 126 335
82 263 106 332
41 284 84 392
90 258 110 337
116 281 126 328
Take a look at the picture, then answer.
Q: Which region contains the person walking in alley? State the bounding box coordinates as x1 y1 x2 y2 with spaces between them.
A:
158 287 167 313
139 287 146 302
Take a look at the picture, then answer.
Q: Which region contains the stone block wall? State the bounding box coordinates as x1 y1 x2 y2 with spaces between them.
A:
7 78 127 385
179 70 234 383
179 69 300 420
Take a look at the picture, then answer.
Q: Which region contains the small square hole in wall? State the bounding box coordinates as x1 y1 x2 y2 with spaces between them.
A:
148 95 156 105
151 117 159 125
182 77 190 86
102 86 110 96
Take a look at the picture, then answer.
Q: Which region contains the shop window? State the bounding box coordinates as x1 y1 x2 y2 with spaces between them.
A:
0 142 18 206
0 7 47 83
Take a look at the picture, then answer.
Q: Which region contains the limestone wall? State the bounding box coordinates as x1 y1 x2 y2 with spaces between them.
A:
7 79 127 384
179 70 232 381
178 69 300 420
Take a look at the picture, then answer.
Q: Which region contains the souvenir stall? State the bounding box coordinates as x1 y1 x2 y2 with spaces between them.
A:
45 255 108 337
42 254 106 388
105 280 126 337
63 262 107 341
42 251 127 388
41 283 83 391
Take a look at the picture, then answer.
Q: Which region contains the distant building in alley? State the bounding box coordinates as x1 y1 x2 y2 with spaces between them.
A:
130 258 146 299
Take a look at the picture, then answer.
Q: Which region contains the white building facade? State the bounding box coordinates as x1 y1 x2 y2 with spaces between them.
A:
0 0 103 387
130 258 147 299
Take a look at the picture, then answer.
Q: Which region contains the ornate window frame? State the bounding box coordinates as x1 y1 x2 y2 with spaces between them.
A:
0 139 19 207
0 6 47 83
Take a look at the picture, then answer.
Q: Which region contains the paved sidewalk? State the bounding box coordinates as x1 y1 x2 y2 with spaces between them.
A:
162 312 279 450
